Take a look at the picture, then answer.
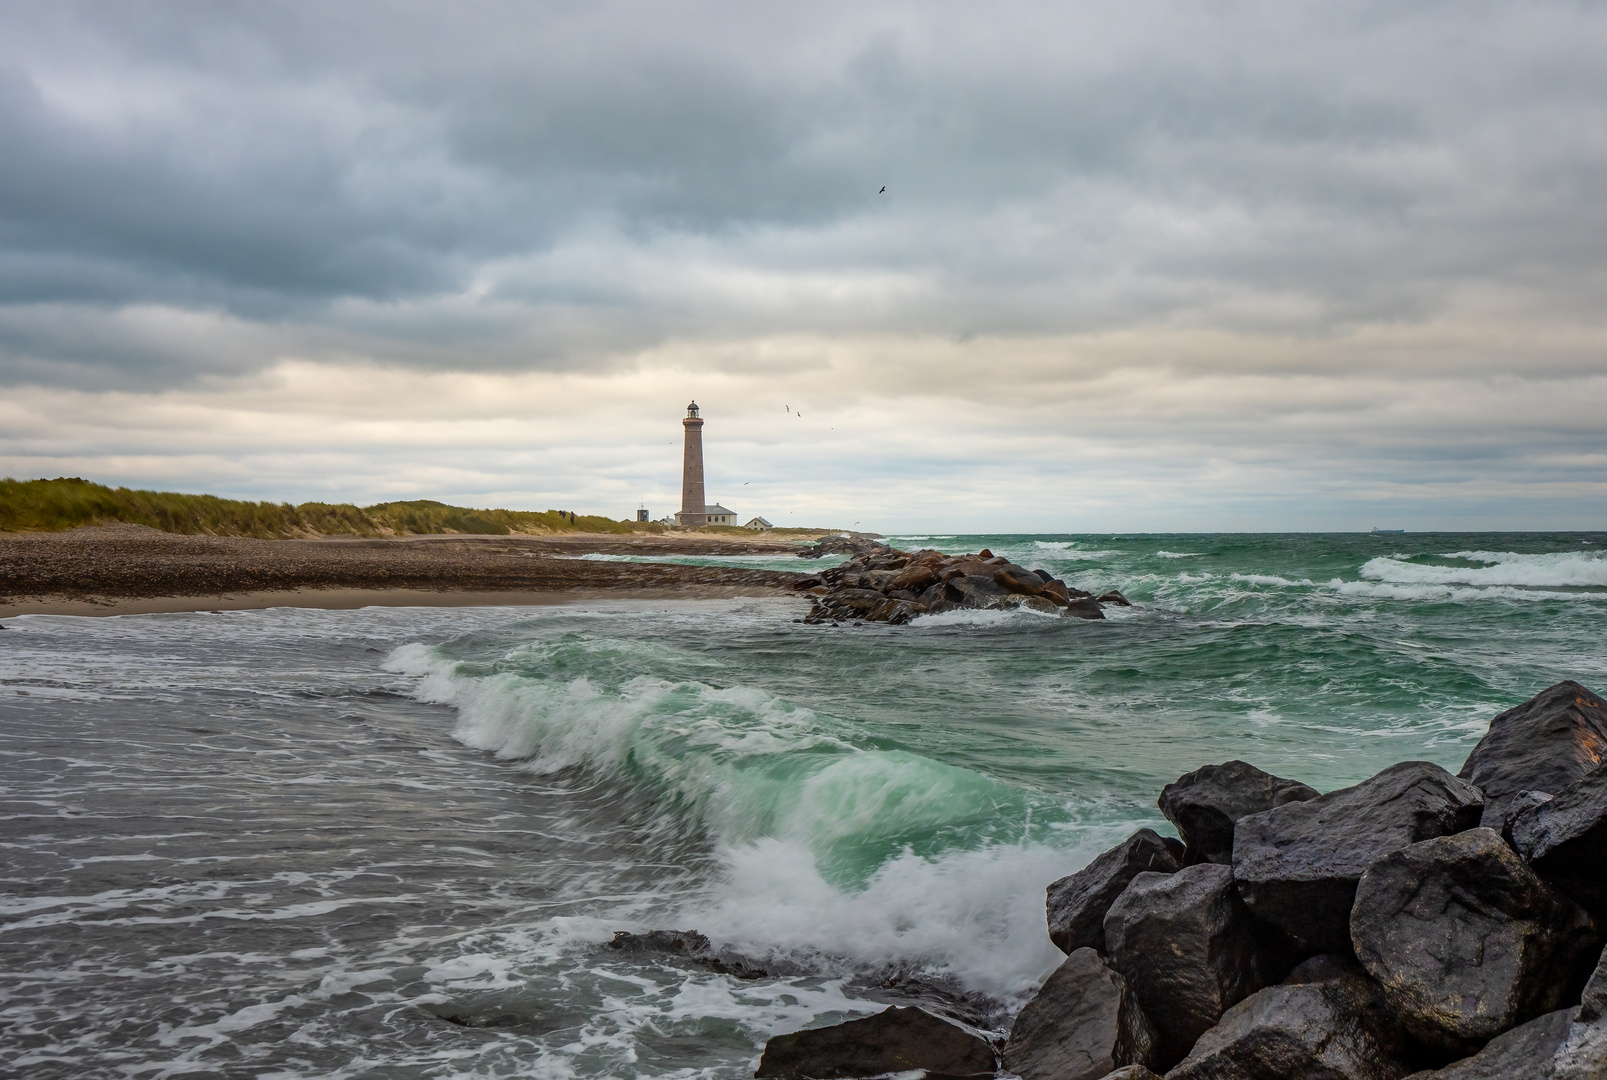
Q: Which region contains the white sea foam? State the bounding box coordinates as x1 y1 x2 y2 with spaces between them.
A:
910 607 1052 628
679 836 1085 1001
1360 550 1607 589
1230 573 1316 588
1155 551 1205 559
1333 580 1597 603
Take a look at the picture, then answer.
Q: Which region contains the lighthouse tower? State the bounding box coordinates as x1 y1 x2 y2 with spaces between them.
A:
678 401 706 527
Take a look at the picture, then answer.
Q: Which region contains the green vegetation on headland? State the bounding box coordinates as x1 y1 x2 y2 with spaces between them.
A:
0 477 648 538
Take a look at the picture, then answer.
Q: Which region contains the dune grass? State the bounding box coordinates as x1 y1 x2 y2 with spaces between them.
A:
0 477 645 538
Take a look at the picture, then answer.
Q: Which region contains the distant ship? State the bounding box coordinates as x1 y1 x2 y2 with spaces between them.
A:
1370 527 1405 534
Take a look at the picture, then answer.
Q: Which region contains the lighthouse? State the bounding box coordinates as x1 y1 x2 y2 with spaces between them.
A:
678 401 706 527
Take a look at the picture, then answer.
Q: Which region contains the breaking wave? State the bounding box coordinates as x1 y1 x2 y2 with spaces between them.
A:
384 637 1090 996
1361 550 1607 589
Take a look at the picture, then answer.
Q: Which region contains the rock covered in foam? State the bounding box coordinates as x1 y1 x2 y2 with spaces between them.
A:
1231 761 1483 953
1350 828 1600 1054
1046 829 1182 955
1003 947 1161 1080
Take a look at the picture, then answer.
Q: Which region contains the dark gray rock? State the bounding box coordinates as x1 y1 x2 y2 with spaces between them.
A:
1166 969 1411 1080
605 929 710 954
1046 829 1182 955
1400 1004 1607 1080
1095 1067 1162 1080
1004 948 1160 1080
1281 953 1363 985
803 588 922 625
1231 761 1484 953
754 1005 996 1078
949 574 1015 609
1159 761 1320 866
1580 945 1606 1023
1458 681 1607 832
1103 863 1293 1069
1061 597 1106 620
1509 766 1607 916
1351 828 1600 1054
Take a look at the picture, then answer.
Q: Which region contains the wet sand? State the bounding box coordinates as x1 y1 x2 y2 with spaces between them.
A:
0 525 813 617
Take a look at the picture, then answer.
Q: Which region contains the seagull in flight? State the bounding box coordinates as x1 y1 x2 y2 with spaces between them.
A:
878 186 885 194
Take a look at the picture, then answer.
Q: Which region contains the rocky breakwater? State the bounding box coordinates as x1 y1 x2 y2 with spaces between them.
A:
793 546 1130 625
753 681 1607 1079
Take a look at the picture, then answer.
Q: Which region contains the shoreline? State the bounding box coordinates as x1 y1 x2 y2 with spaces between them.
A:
0 523 813 618
0 585 806 619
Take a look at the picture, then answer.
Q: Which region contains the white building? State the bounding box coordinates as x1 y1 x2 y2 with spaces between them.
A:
675 503 738 526
743 517 773 531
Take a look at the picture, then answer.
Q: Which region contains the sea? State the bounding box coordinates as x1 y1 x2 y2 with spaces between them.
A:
3 531 1605 1079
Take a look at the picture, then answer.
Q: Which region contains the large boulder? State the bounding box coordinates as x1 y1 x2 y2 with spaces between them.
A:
1159 761 1320 866
1061 597 1107 620
1047 829 1183 955
1350 828 1600 1054
949 574 1016 609
1581 945 1606 1023
801 588 922 625
994 563 1049 596
754 1005 996 1078
1399 1004 1607 1080
1095 1068 1162 1079
1231 761 1484 953
1103 863 1294 1069
1003 948 1160 1080
1458 681 1607 831
1166 968 1411 1080
1509 765 1607 916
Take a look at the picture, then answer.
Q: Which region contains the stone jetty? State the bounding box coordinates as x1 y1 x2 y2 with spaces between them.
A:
754 680 1607 1079
793 544 1129 624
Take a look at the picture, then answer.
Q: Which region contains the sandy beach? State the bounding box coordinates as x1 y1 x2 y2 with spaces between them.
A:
0 524 813 617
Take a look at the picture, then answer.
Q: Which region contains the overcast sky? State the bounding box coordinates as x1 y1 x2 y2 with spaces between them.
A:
2 0 1604 531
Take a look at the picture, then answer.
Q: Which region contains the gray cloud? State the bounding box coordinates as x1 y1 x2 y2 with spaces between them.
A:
0 0 1605 529
1 0 1604 387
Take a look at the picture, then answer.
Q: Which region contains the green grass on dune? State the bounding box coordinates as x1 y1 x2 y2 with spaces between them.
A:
0 477 647 538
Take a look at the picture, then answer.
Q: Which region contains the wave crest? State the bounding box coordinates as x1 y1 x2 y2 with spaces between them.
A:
1361 550 1607 589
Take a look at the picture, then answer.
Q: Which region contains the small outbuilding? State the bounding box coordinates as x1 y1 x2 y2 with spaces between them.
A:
743 517 773 531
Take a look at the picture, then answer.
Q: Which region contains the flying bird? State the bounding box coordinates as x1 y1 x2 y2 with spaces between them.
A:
878 186 885 194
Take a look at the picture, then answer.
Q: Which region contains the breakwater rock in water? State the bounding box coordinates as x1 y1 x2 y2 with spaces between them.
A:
755 681 1607 1079
794 545 1129 624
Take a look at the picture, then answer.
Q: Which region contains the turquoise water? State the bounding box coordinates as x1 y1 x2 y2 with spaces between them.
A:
3 532 1604 1077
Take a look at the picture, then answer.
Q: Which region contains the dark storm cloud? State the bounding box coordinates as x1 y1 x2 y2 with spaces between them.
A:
1 0 1606 387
